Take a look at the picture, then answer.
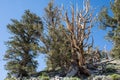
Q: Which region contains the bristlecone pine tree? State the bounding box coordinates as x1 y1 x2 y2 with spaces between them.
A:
4 10 43 78
39 1 71 73
63 0 94 76
98 0 120 58
39 0 94 76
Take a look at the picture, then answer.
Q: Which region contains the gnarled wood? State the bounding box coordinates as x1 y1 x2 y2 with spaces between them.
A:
63 0 94 76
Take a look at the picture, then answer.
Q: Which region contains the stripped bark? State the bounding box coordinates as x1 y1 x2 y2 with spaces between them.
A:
63 0 94 76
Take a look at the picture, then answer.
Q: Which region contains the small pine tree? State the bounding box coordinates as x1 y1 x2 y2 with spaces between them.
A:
4 10 43 78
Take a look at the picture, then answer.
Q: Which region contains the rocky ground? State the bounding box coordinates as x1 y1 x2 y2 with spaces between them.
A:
5 60 120 80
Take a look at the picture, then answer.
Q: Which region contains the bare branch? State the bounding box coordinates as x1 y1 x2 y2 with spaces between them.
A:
63 0 94 67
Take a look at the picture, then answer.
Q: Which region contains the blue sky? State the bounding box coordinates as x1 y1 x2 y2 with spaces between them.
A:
0 0 112 80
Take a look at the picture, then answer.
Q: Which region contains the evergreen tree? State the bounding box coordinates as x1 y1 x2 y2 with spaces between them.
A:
40 1 71 72
98 0 120 58
63 0 94 76
40 0 94 76
4 10 43 78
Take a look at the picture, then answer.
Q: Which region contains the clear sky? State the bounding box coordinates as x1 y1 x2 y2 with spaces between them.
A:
0 0 112 80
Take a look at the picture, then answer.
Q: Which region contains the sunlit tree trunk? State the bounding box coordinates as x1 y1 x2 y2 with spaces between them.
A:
63 0 94 76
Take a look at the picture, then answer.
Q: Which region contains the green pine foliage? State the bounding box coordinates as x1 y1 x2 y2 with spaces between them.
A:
98 0 120 58
39 1 71 71
4 10 43 78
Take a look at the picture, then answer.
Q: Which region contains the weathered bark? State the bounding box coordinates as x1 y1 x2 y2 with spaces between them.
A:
66 61 90 77
66 64 79 77
78 66 91 76
63 0 94 76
